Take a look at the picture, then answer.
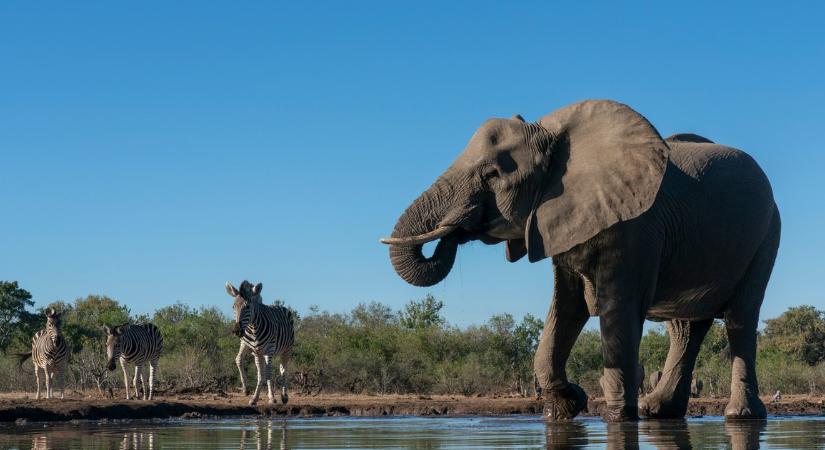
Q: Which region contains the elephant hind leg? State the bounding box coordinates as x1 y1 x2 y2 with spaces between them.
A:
723 211 780 420
639 319 712 419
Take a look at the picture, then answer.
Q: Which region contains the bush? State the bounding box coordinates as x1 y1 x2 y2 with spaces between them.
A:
1 281 823 399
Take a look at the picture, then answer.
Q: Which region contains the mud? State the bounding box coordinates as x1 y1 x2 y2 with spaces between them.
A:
0 392 821 422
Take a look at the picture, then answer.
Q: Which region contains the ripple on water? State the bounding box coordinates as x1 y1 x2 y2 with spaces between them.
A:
0 415 824 449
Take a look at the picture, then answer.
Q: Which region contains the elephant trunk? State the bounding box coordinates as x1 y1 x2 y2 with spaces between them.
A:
388 179 459 287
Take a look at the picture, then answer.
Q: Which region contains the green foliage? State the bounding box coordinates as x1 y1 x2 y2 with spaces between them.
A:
762 305 825 366
567 329 603 392
45 295 131 354
0 281 38 353
1 288 824 398
399 294 444 329
638 325 669 374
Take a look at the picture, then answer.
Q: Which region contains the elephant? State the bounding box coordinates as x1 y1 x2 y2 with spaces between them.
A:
636 364 645 396
381 100 780 421
691 376 703 398
650 371 663 393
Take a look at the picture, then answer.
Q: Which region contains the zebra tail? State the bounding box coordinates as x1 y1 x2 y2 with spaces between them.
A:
15 352 32 367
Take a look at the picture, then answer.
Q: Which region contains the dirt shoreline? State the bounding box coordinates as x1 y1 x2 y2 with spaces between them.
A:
0 392 822 423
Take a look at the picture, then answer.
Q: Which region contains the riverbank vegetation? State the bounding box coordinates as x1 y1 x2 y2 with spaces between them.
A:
1 280 823 398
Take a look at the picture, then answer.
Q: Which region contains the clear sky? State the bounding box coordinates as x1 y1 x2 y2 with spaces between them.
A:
2 2 823 328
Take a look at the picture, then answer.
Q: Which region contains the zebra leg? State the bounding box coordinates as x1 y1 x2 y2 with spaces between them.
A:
49 369 58 399
236 343 250 396
138 364 147 400
148 359 157 401
44 367 52 399
250 354 264 406
60 366 65 399
133 365 141 399
279 352 290 405
34 366 41 400
122 361 131 400
264 355 274 404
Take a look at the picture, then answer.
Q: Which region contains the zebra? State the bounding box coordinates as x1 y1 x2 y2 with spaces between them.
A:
103 322 163 400
226 280 294 406
17 308 69 399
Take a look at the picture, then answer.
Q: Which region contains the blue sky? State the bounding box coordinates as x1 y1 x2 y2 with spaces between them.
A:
2 2 823 328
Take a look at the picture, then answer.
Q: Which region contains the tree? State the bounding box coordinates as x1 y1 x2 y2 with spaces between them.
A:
567 329 603 392
762 305 825 366
399 294 444 329
0 281 39 353
487 313 544 395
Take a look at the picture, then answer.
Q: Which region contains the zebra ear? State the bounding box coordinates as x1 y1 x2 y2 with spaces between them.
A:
226 282 239 298
102 325 112 335
252 283 262 296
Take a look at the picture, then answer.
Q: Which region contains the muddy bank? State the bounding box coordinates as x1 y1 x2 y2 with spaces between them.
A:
0 393 822 422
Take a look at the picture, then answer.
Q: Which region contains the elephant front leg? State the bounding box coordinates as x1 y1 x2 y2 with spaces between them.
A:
536 267 591 421
640 319 712 418
599 300 644 422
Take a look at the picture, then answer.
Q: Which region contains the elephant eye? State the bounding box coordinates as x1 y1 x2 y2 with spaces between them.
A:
482 166 500 181
489 134 499 145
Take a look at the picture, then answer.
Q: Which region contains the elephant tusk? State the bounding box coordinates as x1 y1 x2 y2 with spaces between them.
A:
380 225 458 246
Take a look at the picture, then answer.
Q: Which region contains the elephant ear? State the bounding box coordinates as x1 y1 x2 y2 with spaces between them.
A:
526 100 669 261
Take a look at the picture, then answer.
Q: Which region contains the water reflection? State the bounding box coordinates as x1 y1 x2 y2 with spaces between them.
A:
0 416 824 449
239 420 287 450
120 431 155 450
545 421 588 448
639 419 692 449
547 418 769 450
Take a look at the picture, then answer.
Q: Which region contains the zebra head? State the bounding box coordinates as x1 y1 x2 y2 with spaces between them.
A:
226 281 263 337
103 323 130 371
43 308 62 343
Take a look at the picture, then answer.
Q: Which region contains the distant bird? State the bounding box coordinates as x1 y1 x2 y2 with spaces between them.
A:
771 390 782 403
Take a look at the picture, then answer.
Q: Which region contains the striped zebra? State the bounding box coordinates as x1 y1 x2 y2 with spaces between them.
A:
17 308 69 399
103 322 163 400
226 280 294 406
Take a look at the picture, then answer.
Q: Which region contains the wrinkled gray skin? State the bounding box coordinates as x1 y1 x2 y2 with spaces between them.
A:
637 364 645 396
383 100 780 421
649 371 663 393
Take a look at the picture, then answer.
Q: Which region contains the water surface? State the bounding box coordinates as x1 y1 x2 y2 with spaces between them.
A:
1 415 824 449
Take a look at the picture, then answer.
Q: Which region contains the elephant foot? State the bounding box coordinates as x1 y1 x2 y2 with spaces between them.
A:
725 393 766 420
543 383 588 421
639 391 689 419
281 393 289 405
602 404 639 422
